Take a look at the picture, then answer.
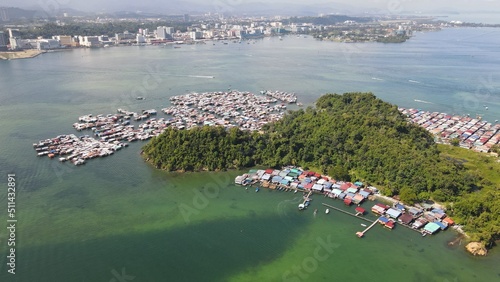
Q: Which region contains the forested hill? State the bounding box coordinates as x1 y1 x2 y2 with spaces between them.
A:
143 92 498 246
143 92 475 199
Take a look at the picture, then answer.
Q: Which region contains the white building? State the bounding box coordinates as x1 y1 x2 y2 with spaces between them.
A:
136 34 146 43
36 39 60 50
156 26 174 39
53 35 72 47
79 36 100 47
189 31 203 40
9 37 20 50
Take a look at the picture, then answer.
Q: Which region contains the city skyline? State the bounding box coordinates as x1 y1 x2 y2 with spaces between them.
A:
2 0 500 16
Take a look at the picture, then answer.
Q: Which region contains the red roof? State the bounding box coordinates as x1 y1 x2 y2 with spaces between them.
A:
344 198 352 205
340 183 350 190
304 183 313 189
314 173 321 178
385 221 395 228
355 207 365 213
443 217 455 225
265 169 274 174
376 203 389 210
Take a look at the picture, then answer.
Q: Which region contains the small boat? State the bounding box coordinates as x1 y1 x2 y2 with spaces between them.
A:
361 223 367 227
255 187 260 192
298 204 305 210
325 209 330 214
314 208 318 215
294 190 298 194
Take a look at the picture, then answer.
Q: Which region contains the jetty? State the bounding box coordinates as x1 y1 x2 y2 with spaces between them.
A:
235 167 454 238
302 190 313 205
356 220 378 238
321 203 372 223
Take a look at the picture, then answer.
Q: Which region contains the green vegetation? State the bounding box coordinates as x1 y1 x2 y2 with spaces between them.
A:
376 35 410 43
438 145 500 245
143 126 261 171
143 92 499 246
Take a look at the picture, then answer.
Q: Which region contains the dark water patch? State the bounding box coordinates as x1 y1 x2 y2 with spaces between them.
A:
51 184 93 210
0 215 309 282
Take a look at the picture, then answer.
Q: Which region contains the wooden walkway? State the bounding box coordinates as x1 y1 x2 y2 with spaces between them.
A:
357 220 378 238
322 203 372 223
322 203 423 236
302 190 313 204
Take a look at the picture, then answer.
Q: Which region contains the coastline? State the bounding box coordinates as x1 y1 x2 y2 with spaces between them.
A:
0 50 45 60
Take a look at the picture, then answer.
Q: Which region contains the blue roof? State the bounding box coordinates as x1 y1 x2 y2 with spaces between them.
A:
432 208 445 214
272 176 283 183
280 179 290 185
378 216 389 223
346 187 358 194
324 182 333 188
359 191 370 198
395 204 405 210
331 189 342 195
386 208 402 219
435 221 448 230
354 181 363 186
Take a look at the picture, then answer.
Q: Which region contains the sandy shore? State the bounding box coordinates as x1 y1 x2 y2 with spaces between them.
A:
0 49 45 60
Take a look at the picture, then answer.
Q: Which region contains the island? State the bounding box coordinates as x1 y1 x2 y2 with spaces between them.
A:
143 92 500 254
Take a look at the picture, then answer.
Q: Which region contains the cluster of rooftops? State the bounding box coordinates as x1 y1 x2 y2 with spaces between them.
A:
236 166 455 236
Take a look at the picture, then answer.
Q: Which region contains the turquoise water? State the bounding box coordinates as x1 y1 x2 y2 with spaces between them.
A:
0 27 499 281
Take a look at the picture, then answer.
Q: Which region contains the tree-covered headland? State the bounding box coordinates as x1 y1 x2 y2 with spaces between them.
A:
143 92 499 247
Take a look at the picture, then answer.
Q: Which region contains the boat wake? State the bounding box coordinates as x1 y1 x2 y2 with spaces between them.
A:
414 99 433 104
371 77 383 81
408 80 421 84
187 75 215 79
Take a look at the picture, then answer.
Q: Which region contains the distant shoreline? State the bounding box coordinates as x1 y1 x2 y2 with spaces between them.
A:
0 50 45 60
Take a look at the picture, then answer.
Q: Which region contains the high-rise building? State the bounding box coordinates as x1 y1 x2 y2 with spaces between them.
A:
156 26 174 39
0 31 7 46
0 8 8 21
8 28 20 38
165 27 174 35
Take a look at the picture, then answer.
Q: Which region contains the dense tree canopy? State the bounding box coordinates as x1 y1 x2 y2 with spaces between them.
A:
144 92 475 197
143 92 498 246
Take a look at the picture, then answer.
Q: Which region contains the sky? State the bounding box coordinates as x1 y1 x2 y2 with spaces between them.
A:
2 0 500 16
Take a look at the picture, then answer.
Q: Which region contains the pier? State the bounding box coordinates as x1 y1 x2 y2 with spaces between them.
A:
302 190 313 205
321 203 372 223
356 220 378 238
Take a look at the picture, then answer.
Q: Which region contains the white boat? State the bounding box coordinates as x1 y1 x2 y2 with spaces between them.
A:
361 223 367 227
298 204 305 210
325 209 330 214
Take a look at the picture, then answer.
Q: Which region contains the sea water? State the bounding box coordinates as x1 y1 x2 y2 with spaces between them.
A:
0 27 499 281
